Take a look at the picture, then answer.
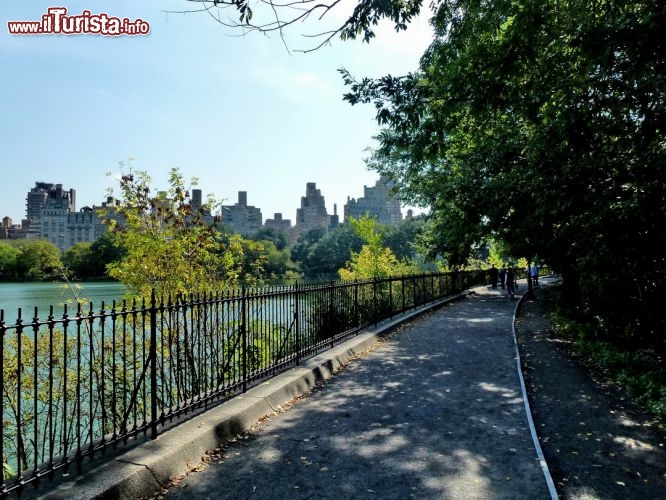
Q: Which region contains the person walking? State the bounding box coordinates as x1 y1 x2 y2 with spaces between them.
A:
489 265 499 289
530 264 539 287
498 266 506 290
506 267 516 300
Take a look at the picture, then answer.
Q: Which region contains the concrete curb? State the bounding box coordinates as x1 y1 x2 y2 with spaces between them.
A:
34 292 468 500
513 289 559 500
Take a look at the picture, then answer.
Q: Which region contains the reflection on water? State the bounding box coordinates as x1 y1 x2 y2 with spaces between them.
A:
0 281 126 319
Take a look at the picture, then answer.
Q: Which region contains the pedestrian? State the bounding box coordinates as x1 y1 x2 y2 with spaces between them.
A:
506 267 515 300
498 266 506 289
530 264 539 287
489 265 498 289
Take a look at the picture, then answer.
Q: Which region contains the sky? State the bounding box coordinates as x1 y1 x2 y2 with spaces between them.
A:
0 1 433 224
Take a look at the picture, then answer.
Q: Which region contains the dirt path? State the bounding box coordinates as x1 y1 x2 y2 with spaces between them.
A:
515 284 666 499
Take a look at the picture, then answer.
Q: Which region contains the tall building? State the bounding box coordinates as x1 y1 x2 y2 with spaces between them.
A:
24 183 76 238
220 191 262 235
191 189 203 212
295 182 329 233
18 181 114 251
264 213 291 232
39 203 108 252
26 182 76 219
344 176 402 225
0 216 24 241
329 204 340 228
189 189 217 226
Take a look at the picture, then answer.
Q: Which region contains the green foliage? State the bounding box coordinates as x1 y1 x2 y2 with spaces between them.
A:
248 228 293 279
88 231 125 277
290 227 326 269
292 225 364 279
249 227 290 251
0 242 20 279
379 217 424 261
12 241 63 281
2 327 80 474
261 241 292 278
103 167 220 297
215 233 269 287
102 166 270 297
62 242 94 279
193 0 424 50
339 216 417 280
0 233 122 282
343 0 666 353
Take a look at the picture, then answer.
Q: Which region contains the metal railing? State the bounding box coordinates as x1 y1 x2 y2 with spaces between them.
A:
0 270 485 495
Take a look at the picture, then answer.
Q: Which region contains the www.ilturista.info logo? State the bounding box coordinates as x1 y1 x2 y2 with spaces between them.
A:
7 7 150 36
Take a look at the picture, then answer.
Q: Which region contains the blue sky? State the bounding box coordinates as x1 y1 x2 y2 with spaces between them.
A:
1 1 432 224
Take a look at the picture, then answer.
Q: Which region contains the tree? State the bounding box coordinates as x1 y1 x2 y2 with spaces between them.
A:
291 227 326 265
175 0 425 51
88 231 125 277
250 227 289 251
0 242 20 280
13 241 63 281
339 215 416 280
380 217 424 261
292 225 364 279
215 233 271 286
63 242 94 279
102 166 276 297
342 0 666 351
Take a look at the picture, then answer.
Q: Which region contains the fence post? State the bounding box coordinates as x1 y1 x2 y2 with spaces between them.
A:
389 278 393 319
241 286 247 392
373 277 378 326
421 274 426 305
0 310 4 478
354 281 359 328
329 280 335 347
150 290 158 440
294 282 300 365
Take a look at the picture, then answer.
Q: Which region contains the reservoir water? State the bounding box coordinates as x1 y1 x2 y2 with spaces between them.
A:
0 281 126 321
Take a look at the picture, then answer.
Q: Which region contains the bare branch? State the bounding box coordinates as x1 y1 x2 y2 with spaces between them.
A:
162 0 420 51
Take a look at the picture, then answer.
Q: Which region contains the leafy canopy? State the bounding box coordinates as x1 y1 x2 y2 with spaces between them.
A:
102 166 269 298
339 215 416 280
342 0 666 350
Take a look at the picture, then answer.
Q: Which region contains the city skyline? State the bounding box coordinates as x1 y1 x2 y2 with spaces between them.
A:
0 1 431 226
2 174 406 228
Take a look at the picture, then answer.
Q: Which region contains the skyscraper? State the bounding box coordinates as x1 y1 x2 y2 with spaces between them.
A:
220 191 263 235
295 182 329 233
344 176 402 225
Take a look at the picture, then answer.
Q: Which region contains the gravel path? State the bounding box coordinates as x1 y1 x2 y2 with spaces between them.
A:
155 289 550 499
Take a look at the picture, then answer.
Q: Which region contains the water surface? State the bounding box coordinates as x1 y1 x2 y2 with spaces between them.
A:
0 281 126 320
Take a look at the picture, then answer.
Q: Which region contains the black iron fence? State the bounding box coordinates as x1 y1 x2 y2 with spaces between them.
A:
0 271 485 495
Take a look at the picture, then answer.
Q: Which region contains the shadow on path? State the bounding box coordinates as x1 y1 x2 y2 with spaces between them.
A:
159 290 549 500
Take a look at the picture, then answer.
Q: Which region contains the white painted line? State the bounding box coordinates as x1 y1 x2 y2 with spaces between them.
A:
513 293 559 500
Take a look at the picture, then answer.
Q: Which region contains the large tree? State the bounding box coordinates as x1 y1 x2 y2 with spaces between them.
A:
13 241 63 281
342 0 666 351
0 242 20 280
